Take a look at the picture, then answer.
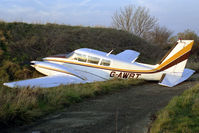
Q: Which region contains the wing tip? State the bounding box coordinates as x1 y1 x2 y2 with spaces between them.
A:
3 82 15 88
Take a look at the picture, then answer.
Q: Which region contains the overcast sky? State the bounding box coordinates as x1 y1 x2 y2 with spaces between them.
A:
0 0 198 34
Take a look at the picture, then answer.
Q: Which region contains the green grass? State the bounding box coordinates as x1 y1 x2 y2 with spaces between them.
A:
0 79 144 128
150 83 199 133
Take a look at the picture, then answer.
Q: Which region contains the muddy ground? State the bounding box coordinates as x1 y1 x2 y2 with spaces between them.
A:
5 75 199 133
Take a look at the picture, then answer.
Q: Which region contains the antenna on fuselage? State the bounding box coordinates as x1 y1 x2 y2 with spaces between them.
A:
106 50 113 56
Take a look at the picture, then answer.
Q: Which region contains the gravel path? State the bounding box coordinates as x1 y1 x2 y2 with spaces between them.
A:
8 75 199 133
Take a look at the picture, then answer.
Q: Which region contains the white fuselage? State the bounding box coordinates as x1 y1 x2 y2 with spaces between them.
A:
33 51 163 83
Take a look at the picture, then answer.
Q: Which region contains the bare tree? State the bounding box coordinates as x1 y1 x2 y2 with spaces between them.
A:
112 5 134 33
112 5 157 38
149 25 173 45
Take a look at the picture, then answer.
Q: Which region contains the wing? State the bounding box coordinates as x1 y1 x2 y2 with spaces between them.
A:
3 74 85 88
3 71 107 88
116 50 140 63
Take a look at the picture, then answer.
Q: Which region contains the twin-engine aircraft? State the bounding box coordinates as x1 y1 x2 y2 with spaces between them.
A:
4 40 195 88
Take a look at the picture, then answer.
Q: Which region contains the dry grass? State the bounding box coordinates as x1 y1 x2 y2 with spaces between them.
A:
0 79 144 128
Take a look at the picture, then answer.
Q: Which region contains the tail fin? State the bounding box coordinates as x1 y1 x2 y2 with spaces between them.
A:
159 40 194 74
158 40 195 87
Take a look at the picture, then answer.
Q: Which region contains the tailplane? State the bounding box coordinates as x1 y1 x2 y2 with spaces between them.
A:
159 68 195 87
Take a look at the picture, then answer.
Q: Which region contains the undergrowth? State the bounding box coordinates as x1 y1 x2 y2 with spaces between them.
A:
0 79 144 128
150 83 199 133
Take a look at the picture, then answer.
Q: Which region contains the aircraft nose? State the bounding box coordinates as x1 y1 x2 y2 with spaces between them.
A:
30 61 36 67
43 57 49 61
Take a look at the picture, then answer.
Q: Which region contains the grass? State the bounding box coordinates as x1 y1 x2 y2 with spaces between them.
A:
0 78 144 128
150 83 199 133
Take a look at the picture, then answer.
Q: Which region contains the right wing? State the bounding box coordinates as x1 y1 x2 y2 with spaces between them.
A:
116 50 140 63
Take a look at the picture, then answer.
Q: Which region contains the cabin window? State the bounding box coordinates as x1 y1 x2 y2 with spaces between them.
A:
87 56 100 64
100 59 111 66
74 53 87 62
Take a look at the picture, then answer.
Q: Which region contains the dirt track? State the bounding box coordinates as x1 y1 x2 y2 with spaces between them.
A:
9 75 199 133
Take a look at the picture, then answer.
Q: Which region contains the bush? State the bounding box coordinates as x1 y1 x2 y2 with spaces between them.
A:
0 60 43 82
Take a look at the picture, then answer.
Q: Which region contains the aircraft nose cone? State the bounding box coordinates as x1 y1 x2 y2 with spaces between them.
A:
30 61 36 67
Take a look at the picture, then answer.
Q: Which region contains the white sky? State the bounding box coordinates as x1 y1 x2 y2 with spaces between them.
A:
0 0 198 34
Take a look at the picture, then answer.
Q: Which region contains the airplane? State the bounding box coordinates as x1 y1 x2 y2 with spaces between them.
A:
3 40 195 88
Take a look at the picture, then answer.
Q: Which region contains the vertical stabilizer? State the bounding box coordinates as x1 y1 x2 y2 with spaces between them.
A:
159 40 194 74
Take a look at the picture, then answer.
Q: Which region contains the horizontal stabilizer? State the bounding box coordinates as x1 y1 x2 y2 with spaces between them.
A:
116 50 140 63
159 68 195 87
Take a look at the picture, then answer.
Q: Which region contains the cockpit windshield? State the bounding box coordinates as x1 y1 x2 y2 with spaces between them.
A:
74 53 87 62
66 52 87 62
65 52 74 58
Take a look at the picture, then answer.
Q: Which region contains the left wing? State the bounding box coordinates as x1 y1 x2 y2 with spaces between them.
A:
3 74 85 88
116 50 140 63
3 71 106 88
3 60 108 88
